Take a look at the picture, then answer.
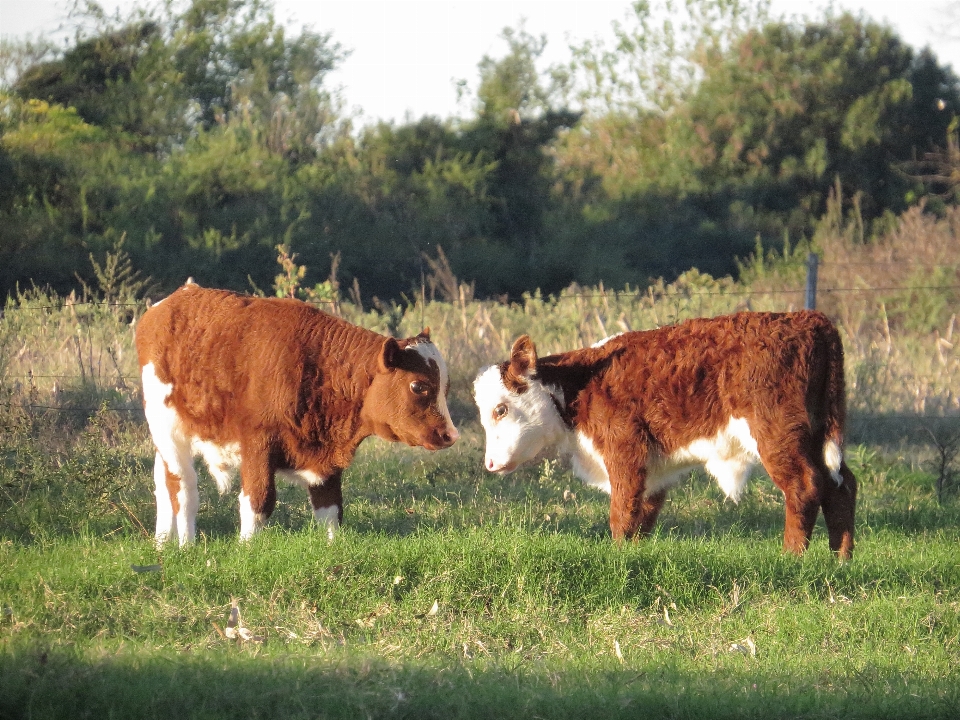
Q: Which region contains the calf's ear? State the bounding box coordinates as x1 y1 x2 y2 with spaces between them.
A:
417 327 431 341
509 335 538 378
379 337 402 372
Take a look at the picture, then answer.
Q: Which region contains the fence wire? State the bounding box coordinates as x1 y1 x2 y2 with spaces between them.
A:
2 273 958 426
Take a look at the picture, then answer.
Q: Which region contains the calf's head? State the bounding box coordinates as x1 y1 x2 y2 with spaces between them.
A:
474 335 567 473
365 330 459 451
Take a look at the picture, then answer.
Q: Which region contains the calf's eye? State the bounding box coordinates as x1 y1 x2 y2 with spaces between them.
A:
410 381 430 396
493 403 508 420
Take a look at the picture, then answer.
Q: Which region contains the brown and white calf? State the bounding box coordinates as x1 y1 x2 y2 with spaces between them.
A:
474 311 857 558
136 282 459 545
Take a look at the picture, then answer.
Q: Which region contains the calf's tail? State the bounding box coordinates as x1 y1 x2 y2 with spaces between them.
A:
821 322 848 486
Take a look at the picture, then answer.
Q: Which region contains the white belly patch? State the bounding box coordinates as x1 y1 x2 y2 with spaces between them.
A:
647 417 760 500
192 439 241 494
275 469 327 487
570 418 760 501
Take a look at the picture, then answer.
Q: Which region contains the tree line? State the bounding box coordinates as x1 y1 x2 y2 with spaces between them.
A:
1 0 959 303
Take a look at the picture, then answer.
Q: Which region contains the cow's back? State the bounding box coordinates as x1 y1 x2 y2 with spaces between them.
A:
579 311 837 446
136 284 377 443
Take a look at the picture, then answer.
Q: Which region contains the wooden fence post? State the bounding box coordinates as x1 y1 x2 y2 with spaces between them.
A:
805 253 819 310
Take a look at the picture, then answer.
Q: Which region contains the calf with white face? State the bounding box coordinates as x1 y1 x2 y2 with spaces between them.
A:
473 312 858 559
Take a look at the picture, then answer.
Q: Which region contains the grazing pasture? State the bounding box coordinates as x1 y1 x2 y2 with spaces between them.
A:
1 263 959 718
2 407 959 719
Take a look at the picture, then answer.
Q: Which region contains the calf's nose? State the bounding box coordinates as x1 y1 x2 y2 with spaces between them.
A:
436 425 459 447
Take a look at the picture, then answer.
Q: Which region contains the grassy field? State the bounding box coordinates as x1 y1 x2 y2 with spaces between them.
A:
1 230 959 718
2 408 959 719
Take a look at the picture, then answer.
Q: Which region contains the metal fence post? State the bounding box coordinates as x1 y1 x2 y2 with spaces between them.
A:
805 252 819 310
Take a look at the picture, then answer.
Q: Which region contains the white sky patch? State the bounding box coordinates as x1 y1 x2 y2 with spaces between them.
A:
2 1 956 125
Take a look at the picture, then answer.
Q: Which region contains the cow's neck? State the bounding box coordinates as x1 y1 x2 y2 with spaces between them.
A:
535 346 612 426
293 327 386 465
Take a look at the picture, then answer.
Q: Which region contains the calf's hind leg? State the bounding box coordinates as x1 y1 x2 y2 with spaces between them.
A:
151 447 199 547
758 439 822 555
153 452 176 544
142 363 198 546
820 462 857 559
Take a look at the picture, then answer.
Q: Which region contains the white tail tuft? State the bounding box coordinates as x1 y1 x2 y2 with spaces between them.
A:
824 440 843 485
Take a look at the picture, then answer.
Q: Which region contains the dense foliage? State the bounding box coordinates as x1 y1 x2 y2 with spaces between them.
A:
2 0 959 301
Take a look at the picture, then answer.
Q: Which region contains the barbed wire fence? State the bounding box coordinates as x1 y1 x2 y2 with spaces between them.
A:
1 254 957 421
1 256 958 498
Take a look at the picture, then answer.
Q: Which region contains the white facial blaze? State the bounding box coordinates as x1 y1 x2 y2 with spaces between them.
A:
410 342 458 438
473 365 568 473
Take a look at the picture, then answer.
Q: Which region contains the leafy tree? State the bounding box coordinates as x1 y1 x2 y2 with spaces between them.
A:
553 5 960 284
9 0 344 153
281 26 582 301
458 25 581 293
169 0 344 152
4 0 960 304
682 13 960 223
564 0 772 115
12 18 170 145
285 117 499 301
2 0 347 298
0 94 123 292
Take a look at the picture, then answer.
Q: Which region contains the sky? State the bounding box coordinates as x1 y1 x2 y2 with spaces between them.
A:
1 0 959 125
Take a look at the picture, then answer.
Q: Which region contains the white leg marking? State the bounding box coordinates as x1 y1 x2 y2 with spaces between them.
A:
313 505 340 541
175 468 199 546
153 452 175 545
142 362 200 545
238 491 263 541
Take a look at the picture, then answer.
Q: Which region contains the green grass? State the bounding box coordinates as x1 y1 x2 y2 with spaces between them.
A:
2 414 960 719
3 530 959 719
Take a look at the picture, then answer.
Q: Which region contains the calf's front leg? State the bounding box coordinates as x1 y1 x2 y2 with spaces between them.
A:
820 462 857 560
606 441 660 540
308 469 344 541
238 440 277 541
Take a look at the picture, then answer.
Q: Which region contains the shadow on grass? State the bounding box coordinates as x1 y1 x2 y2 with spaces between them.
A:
1 643 956 720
